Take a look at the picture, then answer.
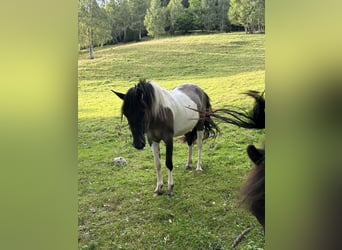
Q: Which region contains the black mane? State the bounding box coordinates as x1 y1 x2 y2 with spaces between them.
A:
122 79 155 116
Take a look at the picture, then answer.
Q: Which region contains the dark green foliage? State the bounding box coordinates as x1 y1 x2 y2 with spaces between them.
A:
144 0 167 38
182 0 190 8
175 9 197 33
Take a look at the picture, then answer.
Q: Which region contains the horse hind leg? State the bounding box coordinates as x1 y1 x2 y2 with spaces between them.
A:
185 145 193 170
151 141 163 195
196 130 204 172
184 130 196 170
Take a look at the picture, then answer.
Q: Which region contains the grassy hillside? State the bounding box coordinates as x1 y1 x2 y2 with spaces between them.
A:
79 33 265 249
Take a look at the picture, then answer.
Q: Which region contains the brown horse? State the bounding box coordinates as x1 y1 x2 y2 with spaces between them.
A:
241 144 265 230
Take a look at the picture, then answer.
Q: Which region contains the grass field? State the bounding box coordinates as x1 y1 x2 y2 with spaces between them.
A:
78 32 265 249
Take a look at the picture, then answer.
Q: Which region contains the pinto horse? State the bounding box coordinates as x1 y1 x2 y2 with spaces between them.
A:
112 80 219 195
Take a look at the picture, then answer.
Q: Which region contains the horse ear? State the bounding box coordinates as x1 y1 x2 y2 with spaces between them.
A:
247 145 264 164
111 90 125 100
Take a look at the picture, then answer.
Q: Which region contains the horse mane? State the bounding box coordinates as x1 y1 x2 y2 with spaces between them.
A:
148 81 169 119
123 79 168 120
211 90 265 129
240 145 265 230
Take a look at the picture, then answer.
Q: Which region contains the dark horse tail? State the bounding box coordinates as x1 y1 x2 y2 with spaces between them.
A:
203 92 220 139
211 90 265 129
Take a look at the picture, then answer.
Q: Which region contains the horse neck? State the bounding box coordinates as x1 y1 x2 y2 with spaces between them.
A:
149 82 168 119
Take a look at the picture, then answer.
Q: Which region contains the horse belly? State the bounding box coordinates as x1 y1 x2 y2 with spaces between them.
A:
171 100 199 137
174 118 198 136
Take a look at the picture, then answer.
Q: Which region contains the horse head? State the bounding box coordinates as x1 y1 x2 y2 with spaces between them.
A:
241 144 265 230
112 83 151 150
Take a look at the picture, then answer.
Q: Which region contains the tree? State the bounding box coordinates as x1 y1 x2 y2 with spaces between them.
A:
116 0 131 41
201 0 218 31
188 0 202 30
228 0 265 33
144 0 166 38
228 0 240 28
188 0 229 32
105 0 132 43
175 8 196 33
181 0 189 8
105 0 120 43
79 0 111 59
130 0 149 40
161 0 170 7
217 0 229 32
166 0 185 35
252 0 265 33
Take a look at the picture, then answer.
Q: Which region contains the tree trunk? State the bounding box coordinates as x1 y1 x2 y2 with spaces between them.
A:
89 45 94 59
88 29 95 59
123 28 127 42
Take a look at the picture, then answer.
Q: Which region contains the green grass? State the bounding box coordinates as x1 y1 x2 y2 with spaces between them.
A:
79 32 265 249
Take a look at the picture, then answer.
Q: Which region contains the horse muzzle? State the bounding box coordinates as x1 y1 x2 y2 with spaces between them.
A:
133 138 146 150
133 142 145 150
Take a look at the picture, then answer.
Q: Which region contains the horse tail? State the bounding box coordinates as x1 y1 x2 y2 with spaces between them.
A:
211 90 265 129
203 93 220 139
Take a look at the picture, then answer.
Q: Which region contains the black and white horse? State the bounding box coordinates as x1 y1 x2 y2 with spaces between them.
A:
112 80 219 195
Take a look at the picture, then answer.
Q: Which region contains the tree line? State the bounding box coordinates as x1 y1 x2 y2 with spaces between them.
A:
78 0 265 59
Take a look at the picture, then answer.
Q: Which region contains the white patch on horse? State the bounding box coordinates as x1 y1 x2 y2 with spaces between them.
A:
196 130 204 172
150 82 199 136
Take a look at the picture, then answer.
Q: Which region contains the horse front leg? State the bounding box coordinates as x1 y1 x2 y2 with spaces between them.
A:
151 141 163 195
196 130 204 172
165 140 174 195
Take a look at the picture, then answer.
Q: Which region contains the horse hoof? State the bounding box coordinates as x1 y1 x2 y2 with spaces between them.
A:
167 184 174 196
196 169 203 173
153 191 163 197
185 165 192 170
